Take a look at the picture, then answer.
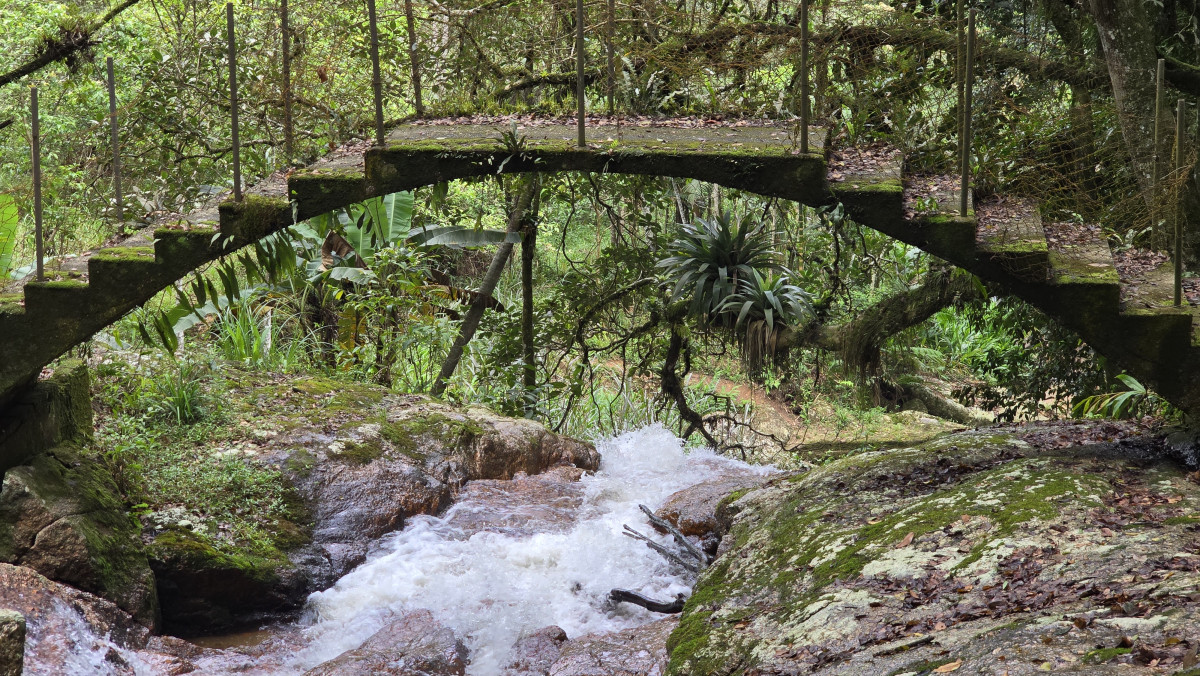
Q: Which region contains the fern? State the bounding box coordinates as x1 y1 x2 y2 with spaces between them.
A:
0 195 17 278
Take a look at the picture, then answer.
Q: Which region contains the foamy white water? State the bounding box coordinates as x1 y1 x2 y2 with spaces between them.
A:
288 424 772 675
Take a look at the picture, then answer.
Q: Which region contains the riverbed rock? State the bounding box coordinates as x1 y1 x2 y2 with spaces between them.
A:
666 421 1200 675
548 617 677 676
303 609 468 675
0 609 24 676
0 442 158 628
505 625 569 675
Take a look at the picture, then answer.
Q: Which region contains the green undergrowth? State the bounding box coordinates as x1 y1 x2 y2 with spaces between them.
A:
91 359 309 562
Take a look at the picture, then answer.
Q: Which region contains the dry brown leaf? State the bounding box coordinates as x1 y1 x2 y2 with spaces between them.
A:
961 514 971 523
1100 527 1115 537
896 531 915 548
933 660 963 673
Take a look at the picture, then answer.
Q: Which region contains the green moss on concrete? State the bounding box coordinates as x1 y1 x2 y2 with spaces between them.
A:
219 194 292 243
91 246 155 262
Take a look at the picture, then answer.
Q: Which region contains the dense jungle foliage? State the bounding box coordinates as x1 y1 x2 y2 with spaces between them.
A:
1 0 1196 486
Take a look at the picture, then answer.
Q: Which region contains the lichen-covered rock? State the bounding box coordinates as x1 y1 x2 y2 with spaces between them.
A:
147 527 308 634
667 422 1200 675
0 609 24 676
0 443 158 628
302 609 468 675
549 617 677 676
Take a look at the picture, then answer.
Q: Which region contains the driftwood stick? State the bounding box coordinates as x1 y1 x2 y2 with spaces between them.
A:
608 589 687 613
639 504 708 566
622 525 701 573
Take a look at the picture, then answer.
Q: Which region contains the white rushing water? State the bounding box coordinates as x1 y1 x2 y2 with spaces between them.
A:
287 424 772 675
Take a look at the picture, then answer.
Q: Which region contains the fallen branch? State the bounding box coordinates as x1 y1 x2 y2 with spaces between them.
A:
608 589 687 613
622 524 702 573
639 504 708 566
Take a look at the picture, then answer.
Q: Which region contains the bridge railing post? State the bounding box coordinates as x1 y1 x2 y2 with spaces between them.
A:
1153 59 1165 248
607 0 615 115
799 0 809 154
282 0 294 166
959 8 975 218
226 2 242 201
368 0 386 146
1176 97 1186 307
105 57 124 222
576 0 586 147
31 86 44 282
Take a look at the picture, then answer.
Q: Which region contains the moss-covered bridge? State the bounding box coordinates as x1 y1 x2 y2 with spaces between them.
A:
0 119 1196 463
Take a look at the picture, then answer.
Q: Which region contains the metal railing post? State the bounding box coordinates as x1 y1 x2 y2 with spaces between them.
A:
106 57 124 222
799 0 809 154
1176 97 1186 306
960 8 975 218
367 0 386 146
31 86 44 282
226 3 242 201
576 0 586 147
282 0 294 165
607 0 615 114
1153 58 1165 246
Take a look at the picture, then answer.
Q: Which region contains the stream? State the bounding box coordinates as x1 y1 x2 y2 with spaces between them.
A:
182 424 771 675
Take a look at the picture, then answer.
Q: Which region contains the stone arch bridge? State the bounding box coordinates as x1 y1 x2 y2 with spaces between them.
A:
0 120 1194 458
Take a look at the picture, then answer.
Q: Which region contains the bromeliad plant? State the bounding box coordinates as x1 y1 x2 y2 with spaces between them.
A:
658 211 813 368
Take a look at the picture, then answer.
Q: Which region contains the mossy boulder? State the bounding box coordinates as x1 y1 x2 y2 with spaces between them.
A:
667 422 1200 675
147 527 307 634
0 442 158 628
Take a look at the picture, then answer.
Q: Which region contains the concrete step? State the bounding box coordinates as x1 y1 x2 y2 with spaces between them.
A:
975 196 1048 283
1041 223 1121 331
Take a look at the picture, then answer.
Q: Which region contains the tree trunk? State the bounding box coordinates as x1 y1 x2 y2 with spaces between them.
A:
521 185 541 413
431 176 540 396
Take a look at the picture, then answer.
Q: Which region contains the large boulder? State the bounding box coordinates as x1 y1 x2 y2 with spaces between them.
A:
667 422 1200 675
0 563 201 675
279 394 599 585
505 625 569 675
655 471 774 557
0 609 23 676
303 609 468 675
0 442 157 628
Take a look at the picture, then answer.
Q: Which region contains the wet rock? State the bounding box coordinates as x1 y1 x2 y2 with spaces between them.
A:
503 625 568 675
0 563 201 675
283 395 599 587
0 609 24 676
303 609 468 675
549 617 677 676
0 442 158 628
666 422 1200 675
654 472 772 556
